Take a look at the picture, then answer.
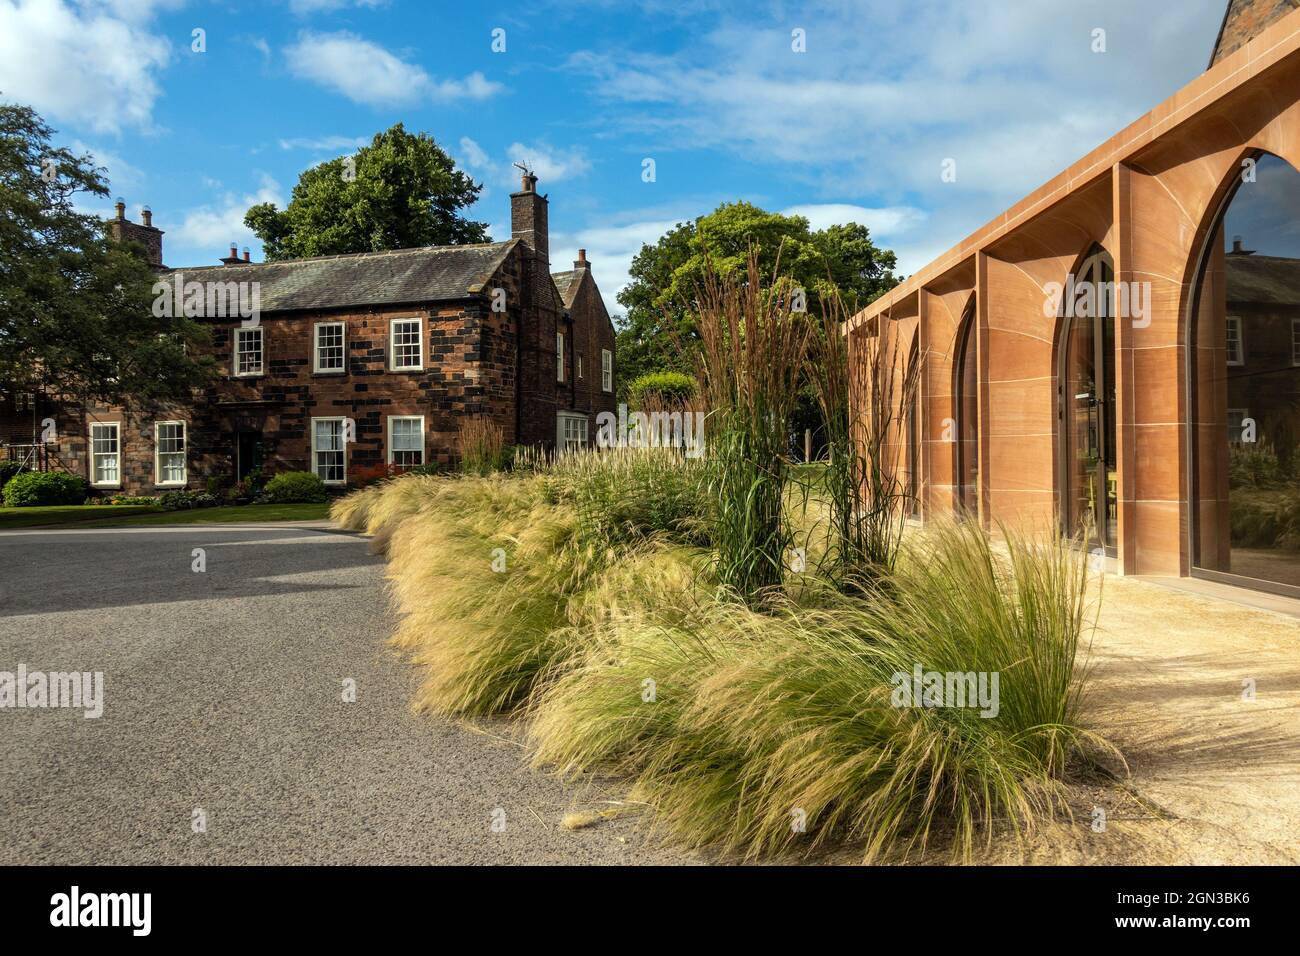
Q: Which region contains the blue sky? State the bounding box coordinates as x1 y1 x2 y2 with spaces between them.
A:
0 0 1231 314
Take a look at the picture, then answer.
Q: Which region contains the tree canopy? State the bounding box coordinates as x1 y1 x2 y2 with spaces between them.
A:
0 101 212 409
245 124 489 260
614 202 898 390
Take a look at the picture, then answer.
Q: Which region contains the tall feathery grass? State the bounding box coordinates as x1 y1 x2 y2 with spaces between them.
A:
457 415 507 475
335 451 712 718
530 518 1111 862
808 295 919 588
329 473 445 552
694 252 812 606
543 446 711 548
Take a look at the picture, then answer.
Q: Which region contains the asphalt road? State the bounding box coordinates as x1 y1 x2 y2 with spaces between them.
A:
0 525 696 865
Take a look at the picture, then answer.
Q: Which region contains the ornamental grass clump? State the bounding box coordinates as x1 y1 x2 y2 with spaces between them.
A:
694 251 812 606
807 291 919 590
530 519 1112 862
360 464 706 718
543 446 711 549
457 415 507 475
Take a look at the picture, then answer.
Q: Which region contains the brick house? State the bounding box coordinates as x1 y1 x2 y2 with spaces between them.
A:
3 173 616 496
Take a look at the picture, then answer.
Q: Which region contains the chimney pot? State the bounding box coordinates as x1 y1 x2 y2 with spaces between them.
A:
114 198 126 220
242 247 251 262
230 243 238 257
141 205 152 228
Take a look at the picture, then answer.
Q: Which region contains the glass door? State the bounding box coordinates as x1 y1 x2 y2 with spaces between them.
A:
1059 252 1117 554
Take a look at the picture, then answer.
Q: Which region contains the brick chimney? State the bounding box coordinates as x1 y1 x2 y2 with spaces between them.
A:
242 247 251 262
573 248 589 272
220 242 242 266
510 171 549 265
106 197 165 268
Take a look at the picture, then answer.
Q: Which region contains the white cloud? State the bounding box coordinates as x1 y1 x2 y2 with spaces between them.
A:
169 174 284 264
566 0 1226 270
70 140 144 192
507 141 592 184
782 203 926 239
0 0 172 133
288 0 386 14
278 134 369 152
552 217 684 315
285 31 501 108
457 136 592 192
458 136 492 171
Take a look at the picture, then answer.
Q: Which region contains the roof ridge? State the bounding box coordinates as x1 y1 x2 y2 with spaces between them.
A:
173 238 516 271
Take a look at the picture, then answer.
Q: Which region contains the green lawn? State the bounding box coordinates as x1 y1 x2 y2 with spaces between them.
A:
0 502 331 530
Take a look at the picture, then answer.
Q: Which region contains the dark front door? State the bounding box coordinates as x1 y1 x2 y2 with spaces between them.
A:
237 431 263 480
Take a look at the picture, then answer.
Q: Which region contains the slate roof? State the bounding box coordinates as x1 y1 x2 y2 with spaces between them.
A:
1226 253 1300 306
551 269 579 307
169 240 517 313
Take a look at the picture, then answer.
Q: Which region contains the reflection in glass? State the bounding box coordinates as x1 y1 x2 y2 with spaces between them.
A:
1060 251 1117 553
955 308 979 514
1193 153 1300 591
906 335 920 515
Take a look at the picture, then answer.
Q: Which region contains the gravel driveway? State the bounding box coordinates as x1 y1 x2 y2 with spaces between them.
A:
0 525 695 865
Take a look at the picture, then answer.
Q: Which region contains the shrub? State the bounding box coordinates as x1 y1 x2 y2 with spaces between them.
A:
0 461 25 489
206 474 233 497
2 470 87 507
262 471 328 503
1229 440 1282 488
158 490 218 511
1229 487 1300 550
627 371 697 410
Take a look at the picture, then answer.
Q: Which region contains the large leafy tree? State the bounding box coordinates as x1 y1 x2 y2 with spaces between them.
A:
614 202 898 391
0 101 212 409
245 124 489 260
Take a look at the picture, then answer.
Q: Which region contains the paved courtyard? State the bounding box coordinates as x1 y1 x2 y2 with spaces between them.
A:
0 525 694 865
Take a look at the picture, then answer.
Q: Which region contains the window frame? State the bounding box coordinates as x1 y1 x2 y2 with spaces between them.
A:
1291 319 1300 367
90 421 122 488
153 420 188 488
601 348 613 393
556 330 566 383
388 317 424 372
313 321 346 374
233 325 264 377
1226 315 1244 366
310 416 348 486
557 411 588 452
1226 407 1250 446
386 415 426 468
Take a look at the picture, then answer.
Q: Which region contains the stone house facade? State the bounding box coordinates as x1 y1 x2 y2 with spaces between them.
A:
1 174 616 496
